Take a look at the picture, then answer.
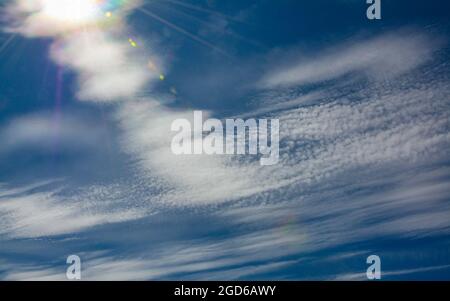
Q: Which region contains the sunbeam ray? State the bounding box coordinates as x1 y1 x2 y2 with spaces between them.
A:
152 0 249 25
149 0 266 50
0 34 16 56
138 7 230 57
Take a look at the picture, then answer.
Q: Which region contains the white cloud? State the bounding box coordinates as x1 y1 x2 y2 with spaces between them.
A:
50 31 154 102
116 100 262 205
261 30 443 88
0 182 149 238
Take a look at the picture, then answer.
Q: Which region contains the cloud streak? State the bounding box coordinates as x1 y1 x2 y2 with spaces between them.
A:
0 181 149 238
261 29 443 88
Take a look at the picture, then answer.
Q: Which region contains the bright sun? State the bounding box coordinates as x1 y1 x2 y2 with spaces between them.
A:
42 0 101 23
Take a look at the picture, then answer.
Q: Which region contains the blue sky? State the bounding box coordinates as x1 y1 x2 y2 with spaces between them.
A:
0 0 450 280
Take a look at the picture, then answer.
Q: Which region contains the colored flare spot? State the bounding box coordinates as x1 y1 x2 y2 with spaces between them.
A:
128 38 137 47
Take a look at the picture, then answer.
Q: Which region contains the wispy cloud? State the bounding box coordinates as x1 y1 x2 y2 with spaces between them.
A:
0 182 148 238
50 31 153 102
261 29 443 88
0 113 109 153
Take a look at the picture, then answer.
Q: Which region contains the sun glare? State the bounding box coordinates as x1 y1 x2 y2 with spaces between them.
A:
42 0 101 23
